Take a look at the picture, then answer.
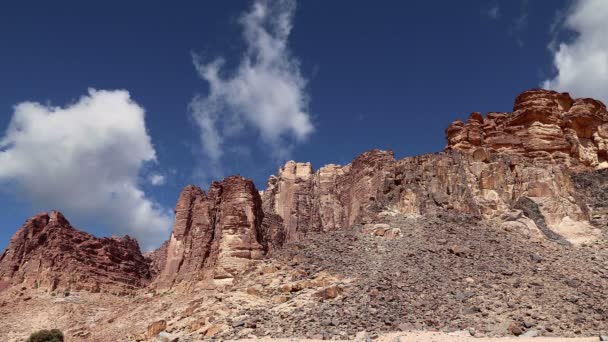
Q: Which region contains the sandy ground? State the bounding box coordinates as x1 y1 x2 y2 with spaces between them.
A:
232 331 601 342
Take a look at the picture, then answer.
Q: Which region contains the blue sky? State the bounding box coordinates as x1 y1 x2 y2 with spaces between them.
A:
1 0 607 250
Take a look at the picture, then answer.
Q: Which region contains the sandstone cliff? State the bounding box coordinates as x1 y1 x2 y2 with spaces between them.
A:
262 89 604 246
446 89 608 168
153 176 273 289
261 150 395 243
0 211 151 293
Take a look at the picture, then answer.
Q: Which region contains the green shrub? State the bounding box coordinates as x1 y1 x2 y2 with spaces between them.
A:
26 329 64 342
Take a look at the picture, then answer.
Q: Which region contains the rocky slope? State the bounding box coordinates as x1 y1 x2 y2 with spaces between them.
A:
2 208 604 341
242 210 607 339
0 211 151 294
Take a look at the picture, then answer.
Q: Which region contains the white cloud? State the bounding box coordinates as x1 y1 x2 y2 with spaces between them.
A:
543 0 608 103
509 0 529 47
0 89 172 250
148 173 166 186
190 0 314 163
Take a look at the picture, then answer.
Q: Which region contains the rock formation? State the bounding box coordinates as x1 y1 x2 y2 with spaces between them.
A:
154 176 272 289
144 240 169 279
261 150 395 243
446 89 608 168
1 88 605 295
0 211 151 293
262 89 605 245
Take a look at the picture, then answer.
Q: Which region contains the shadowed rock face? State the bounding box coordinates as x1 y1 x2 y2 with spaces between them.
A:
154 176 271 289
0 211 151 293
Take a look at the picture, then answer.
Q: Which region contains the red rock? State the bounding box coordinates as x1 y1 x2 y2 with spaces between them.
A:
0 211 151 293
154 176 271 288
446 88 608 167
145 240 168 279
262 150 396 242
147 320 167 338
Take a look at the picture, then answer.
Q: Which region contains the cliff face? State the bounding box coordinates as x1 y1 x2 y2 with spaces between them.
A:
262 89 604 246
261 150 395 243
0 211 151 293
446 89 608 168
381 151 597 244
153 176 271 289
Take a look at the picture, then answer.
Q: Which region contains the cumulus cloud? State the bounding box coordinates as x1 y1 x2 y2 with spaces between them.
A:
0 89 172 250
190 0 313 164
543 0 608 103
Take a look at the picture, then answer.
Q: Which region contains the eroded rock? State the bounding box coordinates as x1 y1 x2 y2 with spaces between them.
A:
0 211 151 293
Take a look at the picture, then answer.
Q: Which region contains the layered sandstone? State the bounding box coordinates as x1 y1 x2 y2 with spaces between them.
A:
0 211 151 293
446 89 608 168
154 176 271 289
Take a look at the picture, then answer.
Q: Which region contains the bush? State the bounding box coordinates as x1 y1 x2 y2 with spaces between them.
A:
26 329 64 342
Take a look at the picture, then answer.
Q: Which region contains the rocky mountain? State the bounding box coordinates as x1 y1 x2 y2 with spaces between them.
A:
0 211 151 294
0 88 607 341
260 89 604 248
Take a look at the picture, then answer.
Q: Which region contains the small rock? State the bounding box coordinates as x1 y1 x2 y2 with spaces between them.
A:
273 295 289 304
147 320 167 338
449 244 470 257
246 285 263 296
237 328 255 337
313 284 342 301
232 320 245 328
523 319 535 328
354 331 369 341
522 329 540 337
600 334 608 341
204 324 223 338
508 322 522 336
455 291 475 302
156 331 179 342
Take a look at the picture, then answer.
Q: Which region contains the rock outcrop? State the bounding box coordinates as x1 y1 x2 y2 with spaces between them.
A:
154 176 271 289
0 211 151 293
262 90 605 245
262 150 395 243
446 89 608 168
380 151 599 244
